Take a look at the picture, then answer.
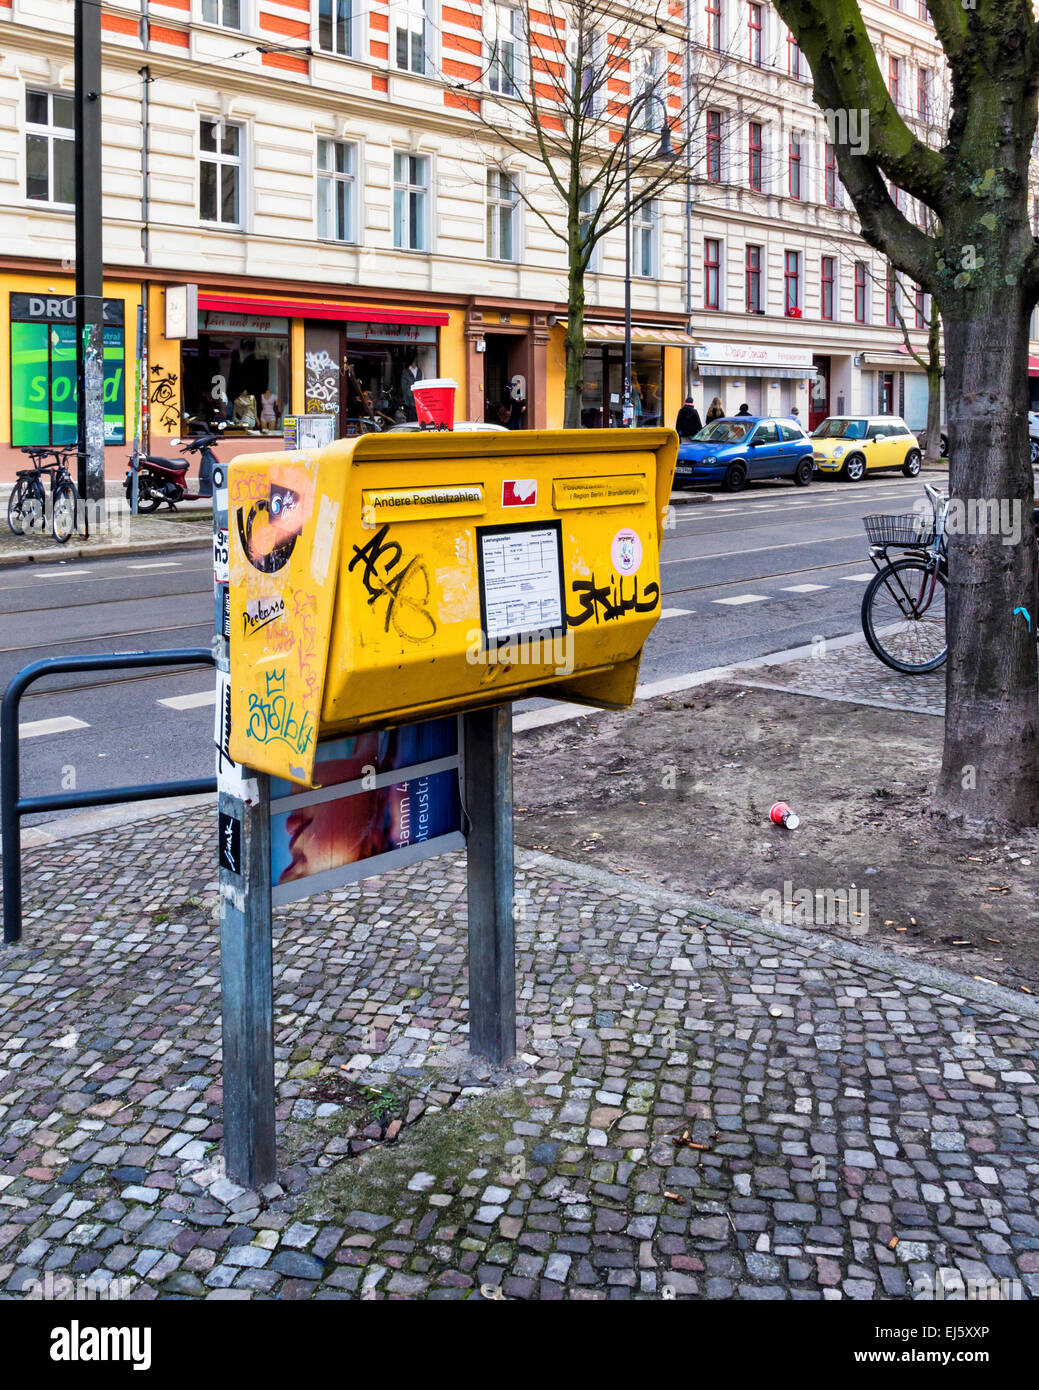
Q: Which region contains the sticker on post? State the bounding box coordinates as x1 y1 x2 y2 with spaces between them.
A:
611 528 643 576
218 811 242 875
213 528 229 583
502 479 537 508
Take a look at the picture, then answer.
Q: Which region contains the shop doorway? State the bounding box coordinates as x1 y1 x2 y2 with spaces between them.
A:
809 356 830 432
483 333 528 427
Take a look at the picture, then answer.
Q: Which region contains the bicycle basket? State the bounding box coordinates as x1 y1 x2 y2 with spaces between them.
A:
862 513 935 548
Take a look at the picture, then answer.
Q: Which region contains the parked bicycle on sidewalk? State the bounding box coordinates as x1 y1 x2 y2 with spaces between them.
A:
6 446 79 544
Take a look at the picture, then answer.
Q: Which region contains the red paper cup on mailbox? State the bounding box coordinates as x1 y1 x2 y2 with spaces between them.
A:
411 378 457 430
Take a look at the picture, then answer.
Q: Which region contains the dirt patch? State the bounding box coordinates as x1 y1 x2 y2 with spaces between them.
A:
513 684 1039 994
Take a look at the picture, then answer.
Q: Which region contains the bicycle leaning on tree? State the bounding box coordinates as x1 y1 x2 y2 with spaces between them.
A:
860 481 1039 674
6 446 80 545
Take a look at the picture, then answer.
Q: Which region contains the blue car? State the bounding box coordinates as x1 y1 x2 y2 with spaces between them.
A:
674 415 815 493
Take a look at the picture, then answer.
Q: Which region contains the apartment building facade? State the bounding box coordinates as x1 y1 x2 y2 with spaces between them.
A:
0 0 1017 474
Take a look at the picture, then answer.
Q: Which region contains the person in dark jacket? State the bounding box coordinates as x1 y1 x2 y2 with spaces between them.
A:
675 398 702 438
736 402 752 416
706 396 725 422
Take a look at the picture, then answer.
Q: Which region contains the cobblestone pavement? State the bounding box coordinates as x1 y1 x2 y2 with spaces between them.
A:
1 805 1036 1301
746 640 945 717
0 489 209 565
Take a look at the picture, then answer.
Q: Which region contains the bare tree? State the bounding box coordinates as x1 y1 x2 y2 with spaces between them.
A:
774 0 1039 828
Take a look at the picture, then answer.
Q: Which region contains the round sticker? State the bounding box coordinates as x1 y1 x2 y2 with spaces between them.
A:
611 528 643 575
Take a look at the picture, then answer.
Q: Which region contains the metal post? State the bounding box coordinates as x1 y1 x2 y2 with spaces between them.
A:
213 460 277 1186
623 131 632 429
75 0 105 512
1 666 28 946
131 304 142 515
463 704 516 1064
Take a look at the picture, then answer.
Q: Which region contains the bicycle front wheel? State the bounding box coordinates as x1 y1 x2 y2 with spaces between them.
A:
862 556 947 673
51 480 78 544
7 480 26 536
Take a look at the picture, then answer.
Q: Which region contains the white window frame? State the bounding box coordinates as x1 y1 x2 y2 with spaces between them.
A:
317 137 358 243
199 117 245 229
631 48 661 131
579 187 600 271
579 29 607 118
486 168 520 262
24 88 75 208
632 197 657 279
316 0 356 57
394 0 434 76
487 3 524 96
393 150 430 251
199 0 245 31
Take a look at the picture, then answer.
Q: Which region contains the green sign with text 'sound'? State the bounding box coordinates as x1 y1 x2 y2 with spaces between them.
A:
10 307 126 448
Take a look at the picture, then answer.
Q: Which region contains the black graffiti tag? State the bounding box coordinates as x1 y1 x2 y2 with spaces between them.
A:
348 524 437 643
149 363 180 432
567 573 661 627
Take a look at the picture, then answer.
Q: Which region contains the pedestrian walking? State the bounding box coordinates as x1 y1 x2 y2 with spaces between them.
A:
675 397 702 439
736 402 752 416
706 395 725 422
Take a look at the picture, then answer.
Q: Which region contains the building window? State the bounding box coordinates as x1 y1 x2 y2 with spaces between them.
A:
748 121 762 191
745 244 762 313
633 199 656 278
706 110 722 182
784 250 801 315
917 67 932 120
886 266 899 327
200 119 242 227
788 133 802 200
395 0 431 75
394 152 429 250
201 0 242 27
854 261 868 323
821 255 835 321
25 90 75 206
317 138 357 242
579 188 599 270
915 285 927 329
704 237 721 309
706 0 722 52
888 56 902 110
787 31 802 79
488 4 521 95
879 371 894 414
825 143 838 207
486 169 519 260
318 0 353 56
748 3 763 65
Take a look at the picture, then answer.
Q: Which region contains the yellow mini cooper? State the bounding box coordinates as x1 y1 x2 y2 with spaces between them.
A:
811 416 922 481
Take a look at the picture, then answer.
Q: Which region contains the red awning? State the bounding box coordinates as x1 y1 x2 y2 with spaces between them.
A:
197 294 449 327
1029 356 1039 376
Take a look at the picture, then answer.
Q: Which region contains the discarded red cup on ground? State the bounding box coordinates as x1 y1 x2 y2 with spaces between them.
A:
769 802 800 830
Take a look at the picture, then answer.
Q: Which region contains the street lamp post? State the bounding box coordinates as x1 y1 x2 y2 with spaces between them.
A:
622 93 674 428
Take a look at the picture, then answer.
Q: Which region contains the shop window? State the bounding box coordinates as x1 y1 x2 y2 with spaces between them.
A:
340 326 438 428
181 320 289 435
200 119 243 227
821 255 835 321
706 110 722 183
745 244 762 313
25 90 74 206
704 237 721 310
201 0 242 27
9 297 125 447
317 138 357 243
748 121 762 191
487 3 522 95
393 152 429 251
748 3 762 66
581 344 663 429
632 199 656 278
318 0 354 56
825 143 838 207
784 250 801 315
395 0 433 75
854 261 869 323
486 169 519 261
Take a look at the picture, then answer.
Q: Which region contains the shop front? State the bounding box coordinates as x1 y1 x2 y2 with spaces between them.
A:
694 341 815 421
552 319 693 431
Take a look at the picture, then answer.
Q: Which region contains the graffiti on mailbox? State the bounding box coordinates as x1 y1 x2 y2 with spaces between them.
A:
348 523 437 643
566 573 661 627
246 669 315 758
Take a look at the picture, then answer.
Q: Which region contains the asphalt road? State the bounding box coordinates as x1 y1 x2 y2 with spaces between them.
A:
0 470 945 823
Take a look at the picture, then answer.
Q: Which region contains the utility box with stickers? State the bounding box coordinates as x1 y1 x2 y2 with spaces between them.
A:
226 428 677 787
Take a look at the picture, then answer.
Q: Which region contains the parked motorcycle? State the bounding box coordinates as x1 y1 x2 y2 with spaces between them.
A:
124 427 221 513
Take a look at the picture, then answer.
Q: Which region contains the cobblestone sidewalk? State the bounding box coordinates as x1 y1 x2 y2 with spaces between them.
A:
0 488 209 566
746 639 945 717
1 805 1036 1301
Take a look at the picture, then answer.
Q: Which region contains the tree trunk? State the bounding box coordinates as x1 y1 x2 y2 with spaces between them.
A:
924 310 943 467
936 294 1039 826
563 258 586 430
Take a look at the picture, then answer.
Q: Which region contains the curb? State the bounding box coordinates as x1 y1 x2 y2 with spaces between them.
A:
0 532 210 569
669 490 714 506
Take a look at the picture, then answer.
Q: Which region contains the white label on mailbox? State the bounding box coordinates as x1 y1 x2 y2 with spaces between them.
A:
213 528 229 583
479 525 564 640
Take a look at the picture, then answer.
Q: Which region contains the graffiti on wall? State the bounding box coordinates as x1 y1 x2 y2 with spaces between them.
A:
149 363 180 431
304 349 338 415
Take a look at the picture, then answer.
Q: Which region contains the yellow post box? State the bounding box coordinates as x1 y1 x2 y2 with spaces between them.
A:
227 428 676 786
